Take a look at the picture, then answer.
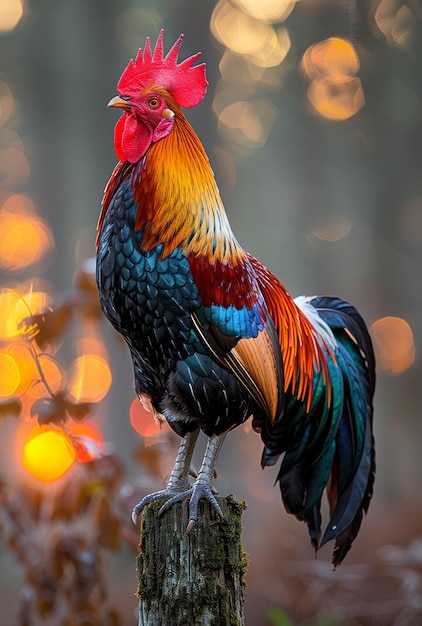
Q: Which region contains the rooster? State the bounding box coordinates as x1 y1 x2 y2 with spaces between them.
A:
96 31 375 566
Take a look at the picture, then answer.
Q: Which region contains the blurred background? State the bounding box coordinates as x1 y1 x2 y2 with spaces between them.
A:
0 0 421 624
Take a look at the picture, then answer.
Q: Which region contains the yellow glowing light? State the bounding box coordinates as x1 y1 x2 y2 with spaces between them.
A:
211 0 273 55
4 342 34 396
370 316 415 375
301 38 360 80
300 38 364 121
67 354 112 403
233 0 296 23
0 195 54 271
0 288 51 339
0 351 20 398
0 0 23 33
22 428 76 482
307 74 365 121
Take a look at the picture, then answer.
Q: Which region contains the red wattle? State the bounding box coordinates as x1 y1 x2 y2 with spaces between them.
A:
114 113 153 163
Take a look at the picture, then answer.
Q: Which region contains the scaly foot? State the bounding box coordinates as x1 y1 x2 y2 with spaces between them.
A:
157 475 224 533
132 432 227 531
131 429 199 524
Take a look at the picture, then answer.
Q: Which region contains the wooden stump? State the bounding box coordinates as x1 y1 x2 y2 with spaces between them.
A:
137 496 247 626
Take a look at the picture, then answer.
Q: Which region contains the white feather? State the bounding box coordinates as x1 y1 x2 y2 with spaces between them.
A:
294 295 337 353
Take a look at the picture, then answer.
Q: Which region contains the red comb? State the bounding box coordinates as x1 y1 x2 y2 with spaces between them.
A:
117 29 208 108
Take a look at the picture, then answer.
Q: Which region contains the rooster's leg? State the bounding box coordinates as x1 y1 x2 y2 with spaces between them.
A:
131 428 199 524
158 432 227 533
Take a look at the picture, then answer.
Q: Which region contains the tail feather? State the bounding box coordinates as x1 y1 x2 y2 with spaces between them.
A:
269 296 375 566
278 457 309 517
304 505 322 552
310 296 375 566
309 296 376 394
302 440 336 515
322 412 374 567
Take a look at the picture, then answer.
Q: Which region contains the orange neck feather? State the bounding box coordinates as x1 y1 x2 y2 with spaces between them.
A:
132 108 243 262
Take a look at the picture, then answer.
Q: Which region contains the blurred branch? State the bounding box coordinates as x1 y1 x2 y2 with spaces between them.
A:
0 455 138 626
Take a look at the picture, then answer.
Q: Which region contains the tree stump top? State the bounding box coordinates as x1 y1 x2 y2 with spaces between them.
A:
137 496 247 626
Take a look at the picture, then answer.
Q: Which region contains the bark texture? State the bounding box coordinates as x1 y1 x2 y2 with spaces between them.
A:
137 496 247 626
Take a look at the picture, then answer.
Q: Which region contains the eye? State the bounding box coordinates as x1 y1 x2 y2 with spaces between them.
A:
148 97 161 110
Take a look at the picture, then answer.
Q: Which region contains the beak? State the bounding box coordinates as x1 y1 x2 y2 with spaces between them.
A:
107 96 133 110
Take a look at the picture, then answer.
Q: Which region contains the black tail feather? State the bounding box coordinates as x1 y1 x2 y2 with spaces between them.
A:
270 296 375 566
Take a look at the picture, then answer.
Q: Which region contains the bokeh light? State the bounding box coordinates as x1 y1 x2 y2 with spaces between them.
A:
22 427 76 482
212 1 272 55
307 75 365 121
0 350 21 398
29 353 66 397
211 0 291 68
232 0 296 23
301 37 360 80
374 0 417 51
309 214 352 242
301 38 364 121
129 397 166 438
0 287 51 340
249 26 291 68
370 316 415 375
67 354 112 403
0 0 23 34
218 100 278 148
0 194 54 271
3 341 35 398
16 351 66 422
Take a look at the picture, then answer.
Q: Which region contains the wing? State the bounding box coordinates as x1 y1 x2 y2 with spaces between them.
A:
188 252 284 424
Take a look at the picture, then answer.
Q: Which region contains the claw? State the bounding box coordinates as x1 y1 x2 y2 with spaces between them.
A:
185 499 224 534
186 519 196 534
184 479 224 533
131 489 173 524
157 489 192 516
132 432 227 531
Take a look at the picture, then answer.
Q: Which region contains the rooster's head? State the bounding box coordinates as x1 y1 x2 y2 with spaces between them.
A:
108 29 208 163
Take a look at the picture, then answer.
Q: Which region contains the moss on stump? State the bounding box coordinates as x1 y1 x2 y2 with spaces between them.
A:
137 496 247 626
